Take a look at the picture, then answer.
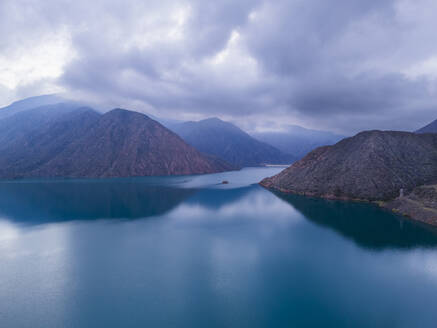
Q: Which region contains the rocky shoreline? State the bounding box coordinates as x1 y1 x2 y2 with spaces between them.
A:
259 130 437 227
380 185 437 226
260 180 437 227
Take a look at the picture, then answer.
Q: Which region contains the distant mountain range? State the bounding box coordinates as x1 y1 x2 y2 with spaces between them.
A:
0 105 233 179
1 95 348 167
252 126 345 159
261 130 437 201
0 94 67 120
170 118 295 168
2 95 437 225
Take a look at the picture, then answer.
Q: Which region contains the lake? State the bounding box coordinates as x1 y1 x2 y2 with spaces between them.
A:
1 167 437 328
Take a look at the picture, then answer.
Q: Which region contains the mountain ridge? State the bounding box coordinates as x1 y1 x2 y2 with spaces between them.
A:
0 107 234 179
260 130 437 201
170 117 295 167
0 94 72 120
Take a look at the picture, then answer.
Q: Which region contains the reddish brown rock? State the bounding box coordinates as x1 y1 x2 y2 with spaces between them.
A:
260 130 437 201
0 107 235 179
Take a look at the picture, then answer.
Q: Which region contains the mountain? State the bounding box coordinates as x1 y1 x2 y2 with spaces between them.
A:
170 118 295 167
252 125 345 159
147 113 183 129
0 104 102 178
0 94 66 120
416 118 437 133
0 102 91 147
0 107 234 179
260 130 437 201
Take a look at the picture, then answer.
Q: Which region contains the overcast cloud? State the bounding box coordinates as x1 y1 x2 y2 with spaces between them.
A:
1 0 437 133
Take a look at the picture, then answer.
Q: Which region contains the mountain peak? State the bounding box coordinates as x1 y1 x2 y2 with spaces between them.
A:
103 108 153 123
0 106 233 179
170 118 295 167
201 117 223 123
198 117 234 129
261 130 437 201
106 108 146 116
0 94 67 120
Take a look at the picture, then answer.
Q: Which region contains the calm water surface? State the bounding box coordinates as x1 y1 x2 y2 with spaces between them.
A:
1 167 437 328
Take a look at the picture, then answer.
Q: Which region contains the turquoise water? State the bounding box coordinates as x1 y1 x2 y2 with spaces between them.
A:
1 167 437 327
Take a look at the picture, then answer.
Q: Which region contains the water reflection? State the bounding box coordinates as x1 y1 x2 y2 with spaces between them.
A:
1 178 437 252
184 187 254 209
273 191 437 250
0 181 195 223
2 171 437 327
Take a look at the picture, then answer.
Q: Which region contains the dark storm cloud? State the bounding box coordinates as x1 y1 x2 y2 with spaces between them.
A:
240 0 437 132
243 0 395 76
2 0 437 133
291 74 433 114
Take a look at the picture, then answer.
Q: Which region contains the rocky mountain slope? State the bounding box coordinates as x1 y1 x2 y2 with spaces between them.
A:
416 118 437 133
0 107 234 179
0 94 66 120
170 118 295 167
261 130 437 201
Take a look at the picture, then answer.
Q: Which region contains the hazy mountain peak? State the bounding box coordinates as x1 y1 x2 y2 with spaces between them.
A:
198 117 237 128
170 117 295 167
200 117 223 123
0 94 67 120
1 94 62 108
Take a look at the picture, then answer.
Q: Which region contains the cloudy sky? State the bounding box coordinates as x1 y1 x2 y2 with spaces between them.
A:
1 0 437 134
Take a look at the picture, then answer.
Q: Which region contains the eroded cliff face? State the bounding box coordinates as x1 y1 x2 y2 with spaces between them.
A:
260 130 437 201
